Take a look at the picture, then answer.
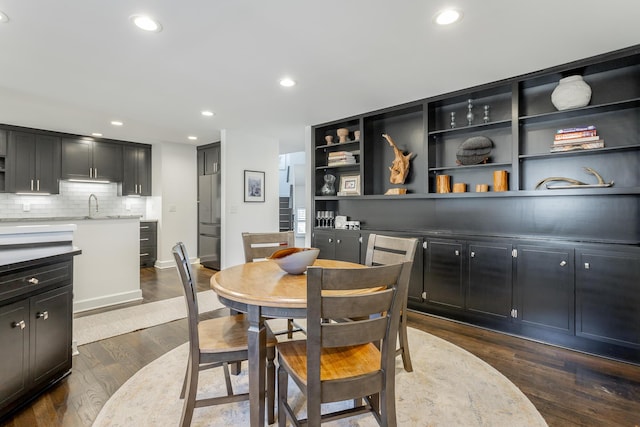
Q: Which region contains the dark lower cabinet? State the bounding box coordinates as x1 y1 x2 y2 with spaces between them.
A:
140 221 157 267
0 253 77 420
312 229 360 263
516 244 574 334
467 242 513 320
576 248 640 348
424 239 464 309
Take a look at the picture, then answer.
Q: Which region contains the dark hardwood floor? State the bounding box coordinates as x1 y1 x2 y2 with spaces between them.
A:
3 266 640 426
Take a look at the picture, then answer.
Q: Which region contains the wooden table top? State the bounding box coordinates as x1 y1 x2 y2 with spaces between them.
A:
211 259 365 309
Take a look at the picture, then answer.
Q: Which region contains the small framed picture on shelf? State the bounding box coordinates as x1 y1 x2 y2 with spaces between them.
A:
244 170 265 202
338 174 360 196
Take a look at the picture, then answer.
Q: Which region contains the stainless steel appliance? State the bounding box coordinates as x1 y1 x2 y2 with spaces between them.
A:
198 173 221 269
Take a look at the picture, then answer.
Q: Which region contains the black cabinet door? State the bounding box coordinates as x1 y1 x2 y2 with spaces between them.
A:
516 245 574 334
576 249 640 348
61 139 122 181
61 138 92 180
7 131 36 193
30 286 72 385
34 134 61 193
203 145 220 175
0 300 29 409
334 230 360 263
467 242 513 320
7 132 60 194
122 146 151 196
424 239 464 309
93 141 122 181
313 230 335 260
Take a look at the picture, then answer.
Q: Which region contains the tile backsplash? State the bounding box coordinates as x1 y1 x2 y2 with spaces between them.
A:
0 181 147 219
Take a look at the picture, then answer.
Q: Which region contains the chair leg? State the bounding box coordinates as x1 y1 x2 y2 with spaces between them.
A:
277 366 289 427
379 387 397 427
267 348 276 425
398 311 413 372
286 319 293 339
222 362 234 395
180 357 198 427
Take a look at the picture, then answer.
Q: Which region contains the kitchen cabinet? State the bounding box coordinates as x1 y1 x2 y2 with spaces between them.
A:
516 244 574 334
423 239 465 309
197 144 220 175
139 221 157 267
0 130 6 192
312 229 360 263
61 137 122 182
466 241 513 320
576 248 640 348
0 253 77 419
121 145 151 196
6 131 61 194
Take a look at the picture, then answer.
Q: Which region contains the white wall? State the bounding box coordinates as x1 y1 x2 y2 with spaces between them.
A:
152 142 199 268
221 129 279 268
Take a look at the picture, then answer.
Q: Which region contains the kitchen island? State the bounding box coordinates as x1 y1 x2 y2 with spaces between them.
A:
0 224 81 420
0 216 142 312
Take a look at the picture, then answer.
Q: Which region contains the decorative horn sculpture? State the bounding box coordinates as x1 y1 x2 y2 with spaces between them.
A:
535 167 614 189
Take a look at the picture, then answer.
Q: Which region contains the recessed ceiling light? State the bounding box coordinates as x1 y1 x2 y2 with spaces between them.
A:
130 14 162 32
279 78 296 88
201 110 214 117
0 11 9 23
92 132 103 137
434 9 463 25
111 120 123 126
188 136 198 141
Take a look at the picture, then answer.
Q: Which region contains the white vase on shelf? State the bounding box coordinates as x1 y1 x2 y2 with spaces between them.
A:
551 75 592 111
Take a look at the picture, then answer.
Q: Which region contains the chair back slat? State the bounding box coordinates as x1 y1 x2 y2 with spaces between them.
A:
242 231 294 262
313 263 404 291
365 233 417 266
321 290 394 319
321 317 388 348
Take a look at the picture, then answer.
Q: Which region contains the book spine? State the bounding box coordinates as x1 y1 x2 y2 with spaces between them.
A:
549 141 604 152
553 135 601 144
554 130 598 140
556 125 596 134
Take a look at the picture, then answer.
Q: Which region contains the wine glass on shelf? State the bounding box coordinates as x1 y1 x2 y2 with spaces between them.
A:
327 211 334 228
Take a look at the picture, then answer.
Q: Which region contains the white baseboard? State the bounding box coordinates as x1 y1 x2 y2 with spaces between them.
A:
154 257 200 269
73 290 143 313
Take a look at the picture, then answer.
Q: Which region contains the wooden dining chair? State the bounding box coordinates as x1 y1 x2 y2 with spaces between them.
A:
277 261 412 427
172 242 277 426
364 234 418 372
242 231 304 338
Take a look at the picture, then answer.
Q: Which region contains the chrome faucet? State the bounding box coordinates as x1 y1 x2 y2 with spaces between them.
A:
88 193 99 217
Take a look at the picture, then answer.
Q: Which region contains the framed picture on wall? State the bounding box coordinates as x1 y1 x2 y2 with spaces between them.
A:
244 170 265 202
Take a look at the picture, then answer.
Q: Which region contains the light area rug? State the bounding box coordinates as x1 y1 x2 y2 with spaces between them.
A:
93 327 547 427
73 291 225 346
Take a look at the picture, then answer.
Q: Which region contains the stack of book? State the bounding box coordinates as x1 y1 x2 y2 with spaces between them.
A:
550 125 604 153
327 151 357 166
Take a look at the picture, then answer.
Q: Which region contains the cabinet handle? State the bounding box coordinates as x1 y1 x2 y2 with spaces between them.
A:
138 184 142 194
328 238 333 243
12 320 26 330
584 262 590 269
455 250 460 256
140 238 149 241
28 277 39 285
337 239 341 244
30 179 34 191
140 226 150 229
37 179 40 191
140 253 149 257
36 311 49 320
560 260 567 267
470 251 475 258
95 168 98 177
90 168 93 178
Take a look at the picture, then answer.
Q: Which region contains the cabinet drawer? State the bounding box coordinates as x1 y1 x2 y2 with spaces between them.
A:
0 261 72 302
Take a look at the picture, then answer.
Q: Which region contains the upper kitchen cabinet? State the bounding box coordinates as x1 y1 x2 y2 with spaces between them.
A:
120 145 152 196
6 131 61 194
197 144 220 175
61 138 122 182
0 130 6 192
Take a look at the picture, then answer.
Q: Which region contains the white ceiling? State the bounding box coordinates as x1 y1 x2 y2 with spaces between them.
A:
0 1 638 154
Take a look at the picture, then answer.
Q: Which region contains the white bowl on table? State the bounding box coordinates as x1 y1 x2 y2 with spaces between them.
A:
268 247 320 275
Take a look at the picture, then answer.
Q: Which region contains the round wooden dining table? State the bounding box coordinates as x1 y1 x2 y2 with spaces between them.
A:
211 258 364 427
